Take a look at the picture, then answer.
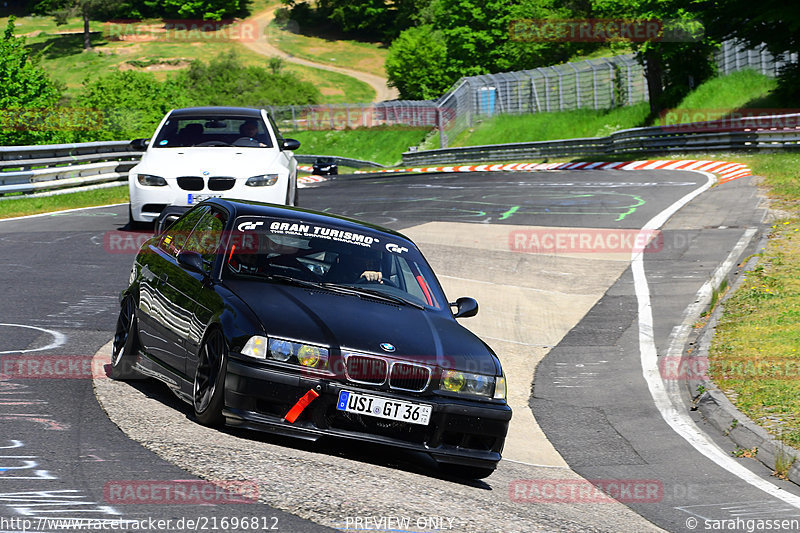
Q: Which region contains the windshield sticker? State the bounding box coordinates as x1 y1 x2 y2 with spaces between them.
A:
385 243 408 254
265 220 377 247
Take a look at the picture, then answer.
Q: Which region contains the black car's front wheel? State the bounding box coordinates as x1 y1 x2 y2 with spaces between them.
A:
193 329 227 426
110 296 142 380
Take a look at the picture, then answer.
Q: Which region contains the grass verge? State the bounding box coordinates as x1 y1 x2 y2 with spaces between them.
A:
705 152 800 448
293 126 433 166
0 185 129 220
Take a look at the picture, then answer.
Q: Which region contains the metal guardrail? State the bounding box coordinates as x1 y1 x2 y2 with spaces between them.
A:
402 114 800 165
0 141 142 196
0 141 384 197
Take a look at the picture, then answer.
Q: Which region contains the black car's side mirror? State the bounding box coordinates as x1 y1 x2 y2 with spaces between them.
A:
281 138 301 151
178 250 206 275
130 138 149 151
451 297 479 318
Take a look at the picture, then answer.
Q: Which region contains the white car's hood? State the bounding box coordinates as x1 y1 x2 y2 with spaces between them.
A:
134 147 286 178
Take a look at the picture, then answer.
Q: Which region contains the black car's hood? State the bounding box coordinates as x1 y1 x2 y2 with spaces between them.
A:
224 280 499 374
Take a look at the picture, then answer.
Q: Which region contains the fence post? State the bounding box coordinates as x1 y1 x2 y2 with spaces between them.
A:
437 107 447 149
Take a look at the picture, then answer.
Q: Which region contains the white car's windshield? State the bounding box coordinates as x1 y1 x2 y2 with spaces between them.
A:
153 116 274 148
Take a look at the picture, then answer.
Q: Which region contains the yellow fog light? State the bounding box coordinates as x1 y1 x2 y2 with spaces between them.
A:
441 370 465 392
297 345 324 367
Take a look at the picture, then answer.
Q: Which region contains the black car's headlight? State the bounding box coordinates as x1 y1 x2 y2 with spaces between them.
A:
136 173 167 186
241 336 329 370
245 174 279 187
440 370 506 400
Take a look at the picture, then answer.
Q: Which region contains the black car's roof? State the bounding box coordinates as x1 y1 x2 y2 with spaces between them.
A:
169 107 264 118
205 198 412 242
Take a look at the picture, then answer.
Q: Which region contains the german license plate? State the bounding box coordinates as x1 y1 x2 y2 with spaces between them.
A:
188 193 221 205
336 390 431 426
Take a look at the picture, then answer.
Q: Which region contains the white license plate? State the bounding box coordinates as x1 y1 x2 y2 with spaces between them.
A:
336 390 432 426
188 193 222 205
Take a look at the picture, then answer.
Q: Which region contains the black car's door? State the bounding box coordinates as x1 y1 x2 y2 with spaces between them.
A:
136 207 208 376
171 207 227 381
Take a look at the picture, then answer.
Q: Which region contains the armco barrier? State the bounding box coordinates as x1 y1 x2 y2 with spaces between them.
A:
0 143 383 198
0 141 142 196
402 113 800 165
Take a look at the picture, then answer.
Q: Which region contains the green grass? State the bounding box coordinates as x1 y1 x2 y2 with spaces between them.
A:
292 126 433 166
0 185 129 219
447 70 779 149
267 21 388 77
5 14 373 103
655 69 780 126
450 103 650 147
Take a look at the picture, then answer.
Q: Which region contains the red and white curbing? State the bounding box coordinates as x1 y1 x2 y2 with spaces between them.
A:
350 160 752 184
297 174 329 187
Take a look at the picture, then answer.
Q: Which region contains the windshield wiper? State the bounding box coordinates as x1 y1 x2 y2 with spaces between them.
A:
267 274 327 290
321 283 426 310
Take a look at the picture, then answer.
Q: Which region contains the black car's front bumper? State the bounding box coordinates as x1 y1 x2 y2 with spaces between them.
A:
224 357 512 469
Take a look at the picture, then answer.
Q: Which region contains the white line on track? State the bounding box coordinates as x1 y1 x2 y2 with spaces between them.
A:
632 171 800 507
0 203 127 223
0 324 67 354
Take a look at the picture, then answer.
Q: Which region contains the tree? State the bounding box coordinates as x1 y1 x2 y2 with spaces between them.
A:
0 17 63 145
141 0 248 20
43 0 123 49
592 0 715 115
386 25 450 99
702 0 800 99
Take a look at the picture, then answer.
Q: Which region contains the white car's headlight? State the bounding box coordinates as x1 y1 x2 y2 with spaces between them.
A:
245 174 279 187
440 369 505 399
136 174 167 186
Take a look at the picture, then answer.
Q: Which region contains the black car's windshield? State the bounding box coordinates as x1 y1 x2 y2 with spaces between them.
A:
153 116 274 148
224 216 445 310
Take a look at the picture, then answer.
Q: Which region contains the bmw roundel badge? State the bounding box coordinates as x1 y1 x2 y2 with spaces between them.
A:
380 342 396 353
202 171 210 176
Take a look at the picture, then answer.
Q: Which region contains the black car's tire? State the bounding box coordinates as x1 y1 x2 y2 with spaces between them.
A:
438 463 496 480
110 296 142 380
193 329 227 426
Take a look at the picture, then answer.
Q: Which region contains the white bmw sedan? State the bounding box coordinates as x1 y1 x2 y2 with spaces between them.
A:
127 106 300 226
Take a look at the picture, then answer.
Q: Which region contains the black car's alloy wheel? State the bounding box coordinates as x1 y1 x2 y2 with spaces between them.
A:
193 329 227 426
110 296 141 380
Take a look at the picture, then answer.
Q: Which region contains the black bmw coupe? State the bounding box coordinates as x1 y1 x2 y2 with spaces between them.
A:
112 198 511 478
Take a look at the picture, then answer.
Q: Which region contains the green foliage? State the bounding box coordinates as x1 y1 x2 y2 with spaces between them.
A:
72 51 320 141
592 0 717 114
76 69 191 140
140 0 247 20
385 0 597 99
179 50 321 106
385 25 449 100
0 17 65 145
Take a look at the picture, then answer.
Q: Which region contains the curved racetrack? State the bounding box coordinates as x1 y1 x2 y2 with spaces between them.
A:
1 169 795 533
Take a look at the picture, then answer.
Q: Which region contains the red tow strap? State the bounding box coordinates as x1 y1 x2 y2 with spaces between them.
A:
283 389 320 423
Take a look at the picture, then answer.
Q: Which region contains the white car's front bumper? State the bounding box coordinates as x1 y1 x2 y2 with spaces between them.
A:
129 175 293 222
